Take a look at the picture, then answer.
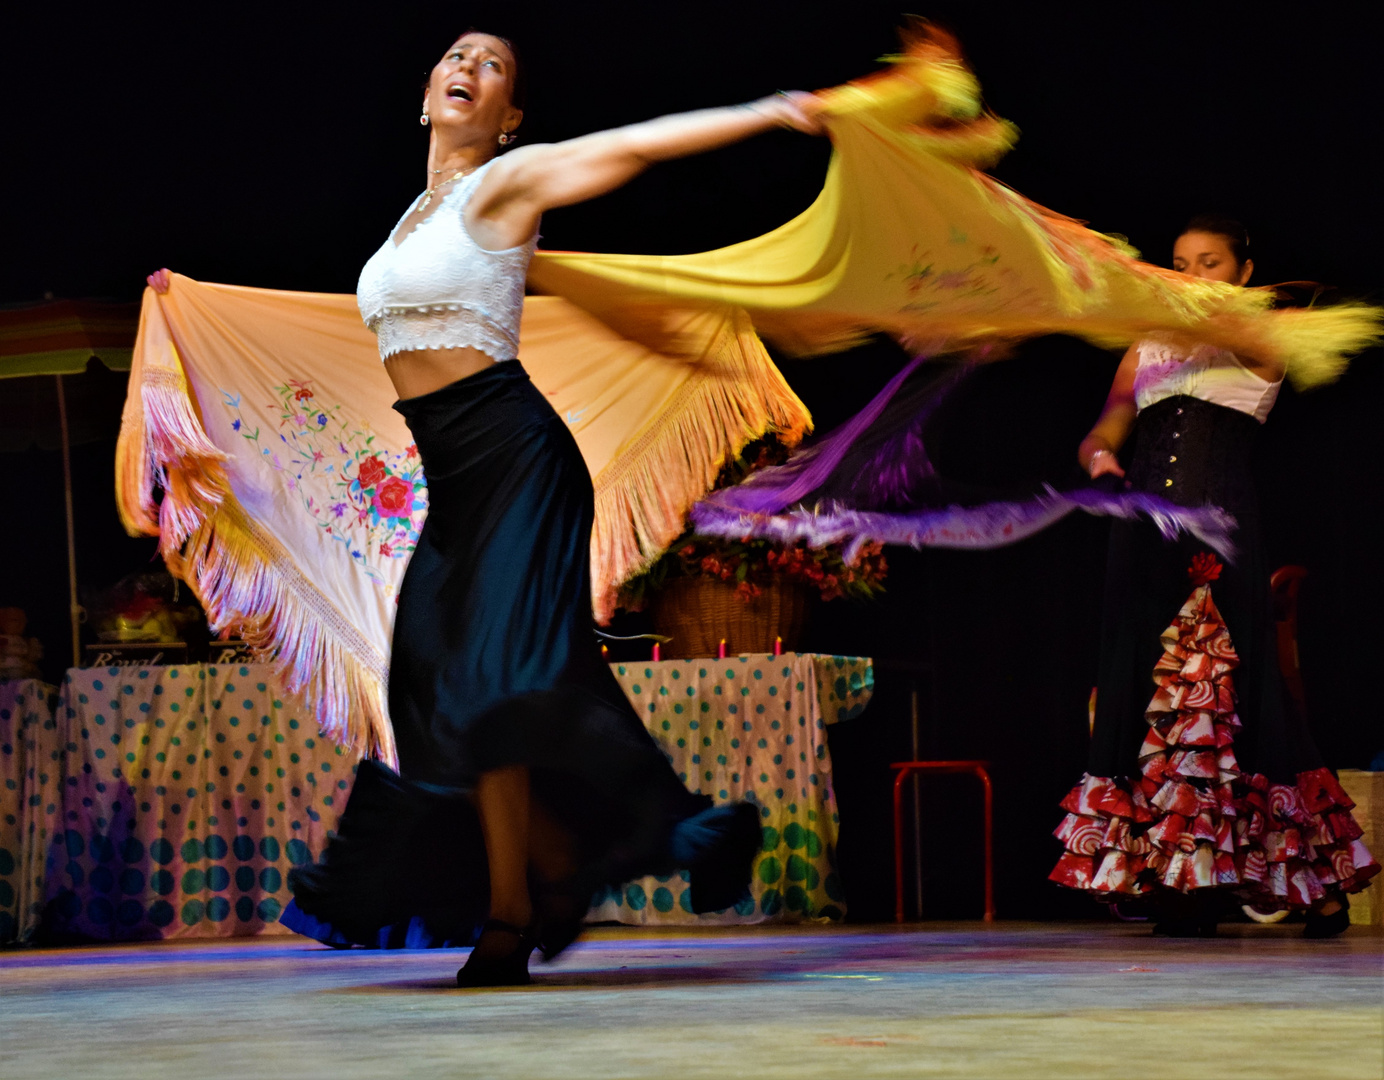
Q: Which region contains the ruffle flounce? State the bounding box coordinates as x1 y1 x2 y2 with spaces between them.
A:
1050 570 1379 909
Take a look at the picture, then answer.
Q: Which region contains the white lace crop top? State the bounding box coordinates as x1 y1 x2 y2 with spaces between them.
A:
356 160 537 362
1132 339 1282 424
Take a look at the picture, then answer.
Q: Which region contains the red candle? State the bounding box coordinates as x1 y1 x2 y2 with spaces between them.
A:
651 642 661 661
601 644 609 660
773 636 782 657
717 639 727 659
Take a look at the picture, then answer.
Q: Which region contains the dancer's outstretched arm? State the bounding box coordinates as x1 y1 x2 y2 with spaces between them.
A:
468 94 823 250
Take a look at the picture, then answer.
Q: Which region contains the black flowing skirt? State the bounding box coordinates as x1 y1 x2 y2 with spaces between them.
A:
283 362 759 948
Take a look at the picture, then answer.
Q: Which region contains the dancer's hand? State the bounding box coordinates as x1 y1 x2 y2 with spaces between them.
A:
1087 448 1125 479
757 91 826 136
146 269 172 294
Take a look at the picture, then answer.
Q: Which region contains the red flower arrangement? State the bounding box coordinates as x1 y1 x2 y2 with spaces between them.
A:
617 438 888 609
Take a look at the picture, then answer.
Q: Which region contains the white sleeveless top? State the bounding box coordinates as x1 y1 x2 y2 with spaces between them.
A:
356 160 537 362
1132 339 1282 424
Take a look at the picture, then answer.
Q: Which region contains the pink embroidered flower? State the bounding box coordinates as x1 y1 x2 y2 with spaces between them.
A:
357 456 387 490
373 476 413 519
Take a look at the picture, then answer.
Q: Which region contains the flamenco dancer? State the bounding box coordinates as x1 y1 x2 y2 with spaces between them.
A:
282 30 823 985
1049 216 1379 935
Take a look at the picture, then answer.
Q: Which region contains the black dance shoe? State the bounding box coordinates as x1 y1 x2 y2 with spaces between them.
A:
534 877 595 962
1303 895 1351 939
456 919 536 988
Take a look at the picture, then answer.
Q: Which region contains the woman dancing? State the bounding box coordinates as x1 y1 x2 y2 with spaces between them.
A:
1049 215 1378 935
283 30 823 985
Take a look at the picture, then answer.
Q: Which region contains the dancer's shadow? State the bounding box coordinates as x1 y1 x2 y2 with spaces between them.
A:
326 963 771 994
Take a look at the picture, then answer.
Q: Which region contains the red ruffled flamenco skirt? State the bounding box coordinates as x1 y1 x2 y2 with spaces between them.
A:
1051 554 1378 909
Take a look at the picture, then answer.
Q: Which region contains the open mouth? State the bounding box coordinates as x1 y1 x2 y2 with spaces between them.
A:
446 85 474 103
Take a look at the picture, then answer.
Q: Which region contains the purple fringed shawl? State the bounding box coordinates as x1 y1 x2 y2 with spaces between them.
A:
691 356 1237 564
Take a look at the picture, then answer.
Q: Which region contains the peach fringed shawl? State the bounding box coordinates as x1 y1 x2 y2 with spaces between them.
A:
116 279 808 760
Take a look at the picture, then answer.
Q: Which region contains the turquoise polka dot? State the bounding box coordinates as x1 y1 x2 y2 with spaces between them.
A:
625 884 647 910
652 887 674 913
180 899 205 926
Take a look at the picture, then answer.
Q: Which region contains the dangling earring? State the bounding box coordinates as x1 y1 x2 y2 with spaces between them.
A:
498 132 513 145
419 110 430 127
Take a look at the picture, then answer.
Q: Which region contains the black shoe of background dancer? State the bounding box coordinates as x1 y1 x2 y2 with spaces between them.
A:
1303 895 1351 939
456 918 537 988
1149 889 1223 938
1150 917 1219 938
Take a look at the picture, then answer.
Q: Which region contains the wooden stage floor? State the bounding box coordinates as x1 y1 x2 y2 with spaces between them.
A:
2 922 1381 1079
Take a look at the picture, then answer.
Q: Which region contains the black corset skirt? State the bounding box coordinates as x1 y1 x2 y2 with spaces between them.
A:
1089 394 1323 781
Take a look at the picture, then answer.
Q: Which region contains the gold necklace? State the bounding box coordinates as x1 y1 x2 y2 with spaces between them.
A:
415 166 476 213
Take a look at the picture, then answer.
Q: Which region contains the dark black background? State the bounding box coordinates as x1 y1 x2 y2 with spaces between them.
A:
2 1 1379 919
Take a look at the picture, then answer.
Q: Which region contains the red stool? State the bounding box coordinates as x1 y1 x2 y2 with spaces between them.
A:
890 760 995 923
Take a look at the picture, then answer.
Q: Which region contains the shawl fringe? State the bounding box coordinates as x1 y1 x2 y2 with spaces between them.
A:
115 297 395 763
590 309 810 621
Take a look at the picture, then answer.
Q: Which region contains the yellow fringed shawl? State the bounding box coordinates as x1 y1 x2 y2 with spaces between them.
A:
530 28 1381 387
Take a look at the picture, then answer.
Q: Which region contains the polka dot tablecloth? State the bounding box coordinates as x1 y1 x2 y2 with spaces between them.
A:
1 654 871 943
592 653 874 925
38 665 354 942
0 680 60 944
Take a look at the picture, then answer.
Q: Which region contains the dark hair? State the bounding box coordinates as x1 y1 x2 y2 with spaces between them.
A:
456 28 527 111
1182 213 1250 266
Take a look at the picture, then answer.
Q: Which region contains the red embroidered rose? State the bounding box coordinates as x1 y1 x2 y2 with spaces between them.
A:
293 387 314 402
372 476 413 519
357 456 387 490
378 541 393 557
1188 552 1223 587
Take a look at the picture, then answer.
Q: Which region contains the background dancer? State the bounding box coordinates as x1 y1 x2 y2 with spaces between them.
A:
283 30 825 986
1049 216 1378 934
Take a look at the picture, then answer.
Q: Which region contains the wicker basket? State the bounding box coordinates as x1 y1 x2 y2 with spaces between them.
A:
650 575 812 657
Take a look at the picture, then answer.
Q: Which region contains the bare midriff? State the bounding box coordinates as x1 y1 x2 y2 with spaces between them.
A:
384 346 497 400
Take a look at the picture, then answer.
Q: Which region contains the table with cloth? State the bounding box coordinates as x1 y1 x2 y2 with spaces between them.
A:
0 653 872 944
